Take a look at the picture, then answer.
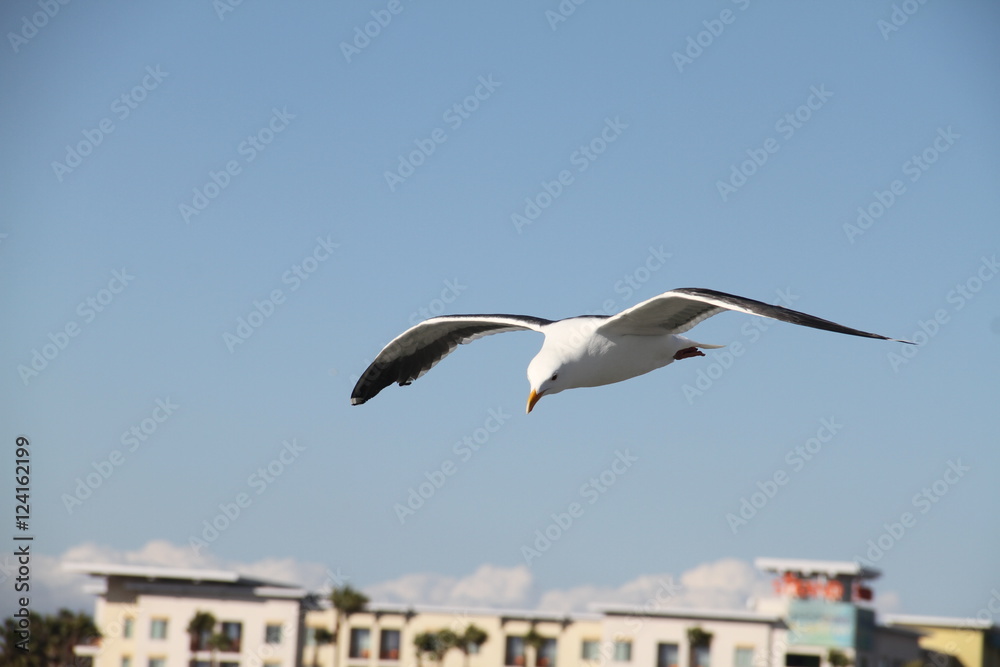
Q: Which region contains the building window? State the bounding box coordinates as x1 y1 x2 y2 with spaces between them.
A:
124 618 134 639
350 628 371 659
582 641 600 660
150 619 168 640
221 622 243 653
692 646 710 667
614 641 632 662
505 636 526 666
266 624 283 644
658 643 679 667
735 648 755 667
220 662 240 667
786 656 821 667
537 638 557 667
263 663 280 667
122 657 132 667
380 629 401 660
190 662 211 667
149 658 166 667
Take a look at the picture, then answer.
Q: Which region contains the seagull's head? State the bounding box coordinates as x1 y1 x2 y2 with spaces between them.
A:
526 354 570 414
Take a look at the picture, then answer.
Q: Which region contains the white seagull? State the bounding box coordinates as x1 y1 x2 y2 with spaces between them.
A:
350 287 912 413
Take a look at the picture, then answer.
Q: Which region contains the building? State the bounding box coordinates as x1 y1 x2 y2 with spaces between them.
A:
65 563 310 667
753 558 921 667
67 558 930 667
302 604 603 667
883 615 1000 667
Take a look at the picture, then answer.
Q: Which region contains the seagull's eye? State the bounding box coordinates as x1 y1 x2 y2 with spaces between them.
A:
550 373 558 381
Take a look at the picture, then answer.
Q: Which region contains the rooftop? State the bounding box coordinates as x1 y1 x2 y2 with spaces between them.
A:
883 614 997 631
596 603 784 625
754 558 881 580
63 562 307 598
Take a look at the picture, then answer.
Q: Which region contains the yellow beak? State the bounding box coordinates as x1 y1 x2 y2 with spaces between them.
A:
526 389 542 414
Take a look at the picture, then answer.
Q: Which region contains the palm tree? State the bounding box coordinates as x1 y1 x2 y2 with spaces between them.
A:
435 629 459 667
49 608 101 667
828 650 853 667
1 609 99 667
456 625 488 667
313 627 335 667
524 628 544 667
687 627 713 667
187 610 217 659
414 632 439 667
207 632 231 667
330 585 369 667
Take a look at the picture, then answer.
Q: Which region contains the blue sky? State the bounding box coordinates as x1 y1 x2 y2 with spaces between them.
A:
2 1 999 620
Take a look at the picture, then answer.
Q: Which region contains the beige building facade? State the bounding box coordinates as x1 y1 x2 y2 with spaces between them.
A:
67 559 948 667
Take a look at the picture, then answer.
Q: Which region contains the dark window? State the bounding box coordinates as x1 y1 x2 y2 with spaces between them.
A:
693 646 710 667
350 628 371 659
538 638 557 667
505 636 526 666
380 630 401 660
221 622 242 653
786 655 821 667
658 644 679 667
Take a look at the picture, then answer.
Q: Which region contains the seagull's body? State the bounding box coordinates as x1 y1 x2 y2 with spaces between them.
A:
350 287 911 412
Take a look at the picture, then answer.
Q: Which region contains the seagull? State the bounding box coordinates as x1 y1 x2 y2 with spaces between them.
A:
350 287 912 413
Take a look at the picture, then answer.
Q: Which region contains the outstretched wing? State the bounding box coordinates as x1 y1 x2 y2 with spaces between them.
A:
350 315 552 405
597 287 913 342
